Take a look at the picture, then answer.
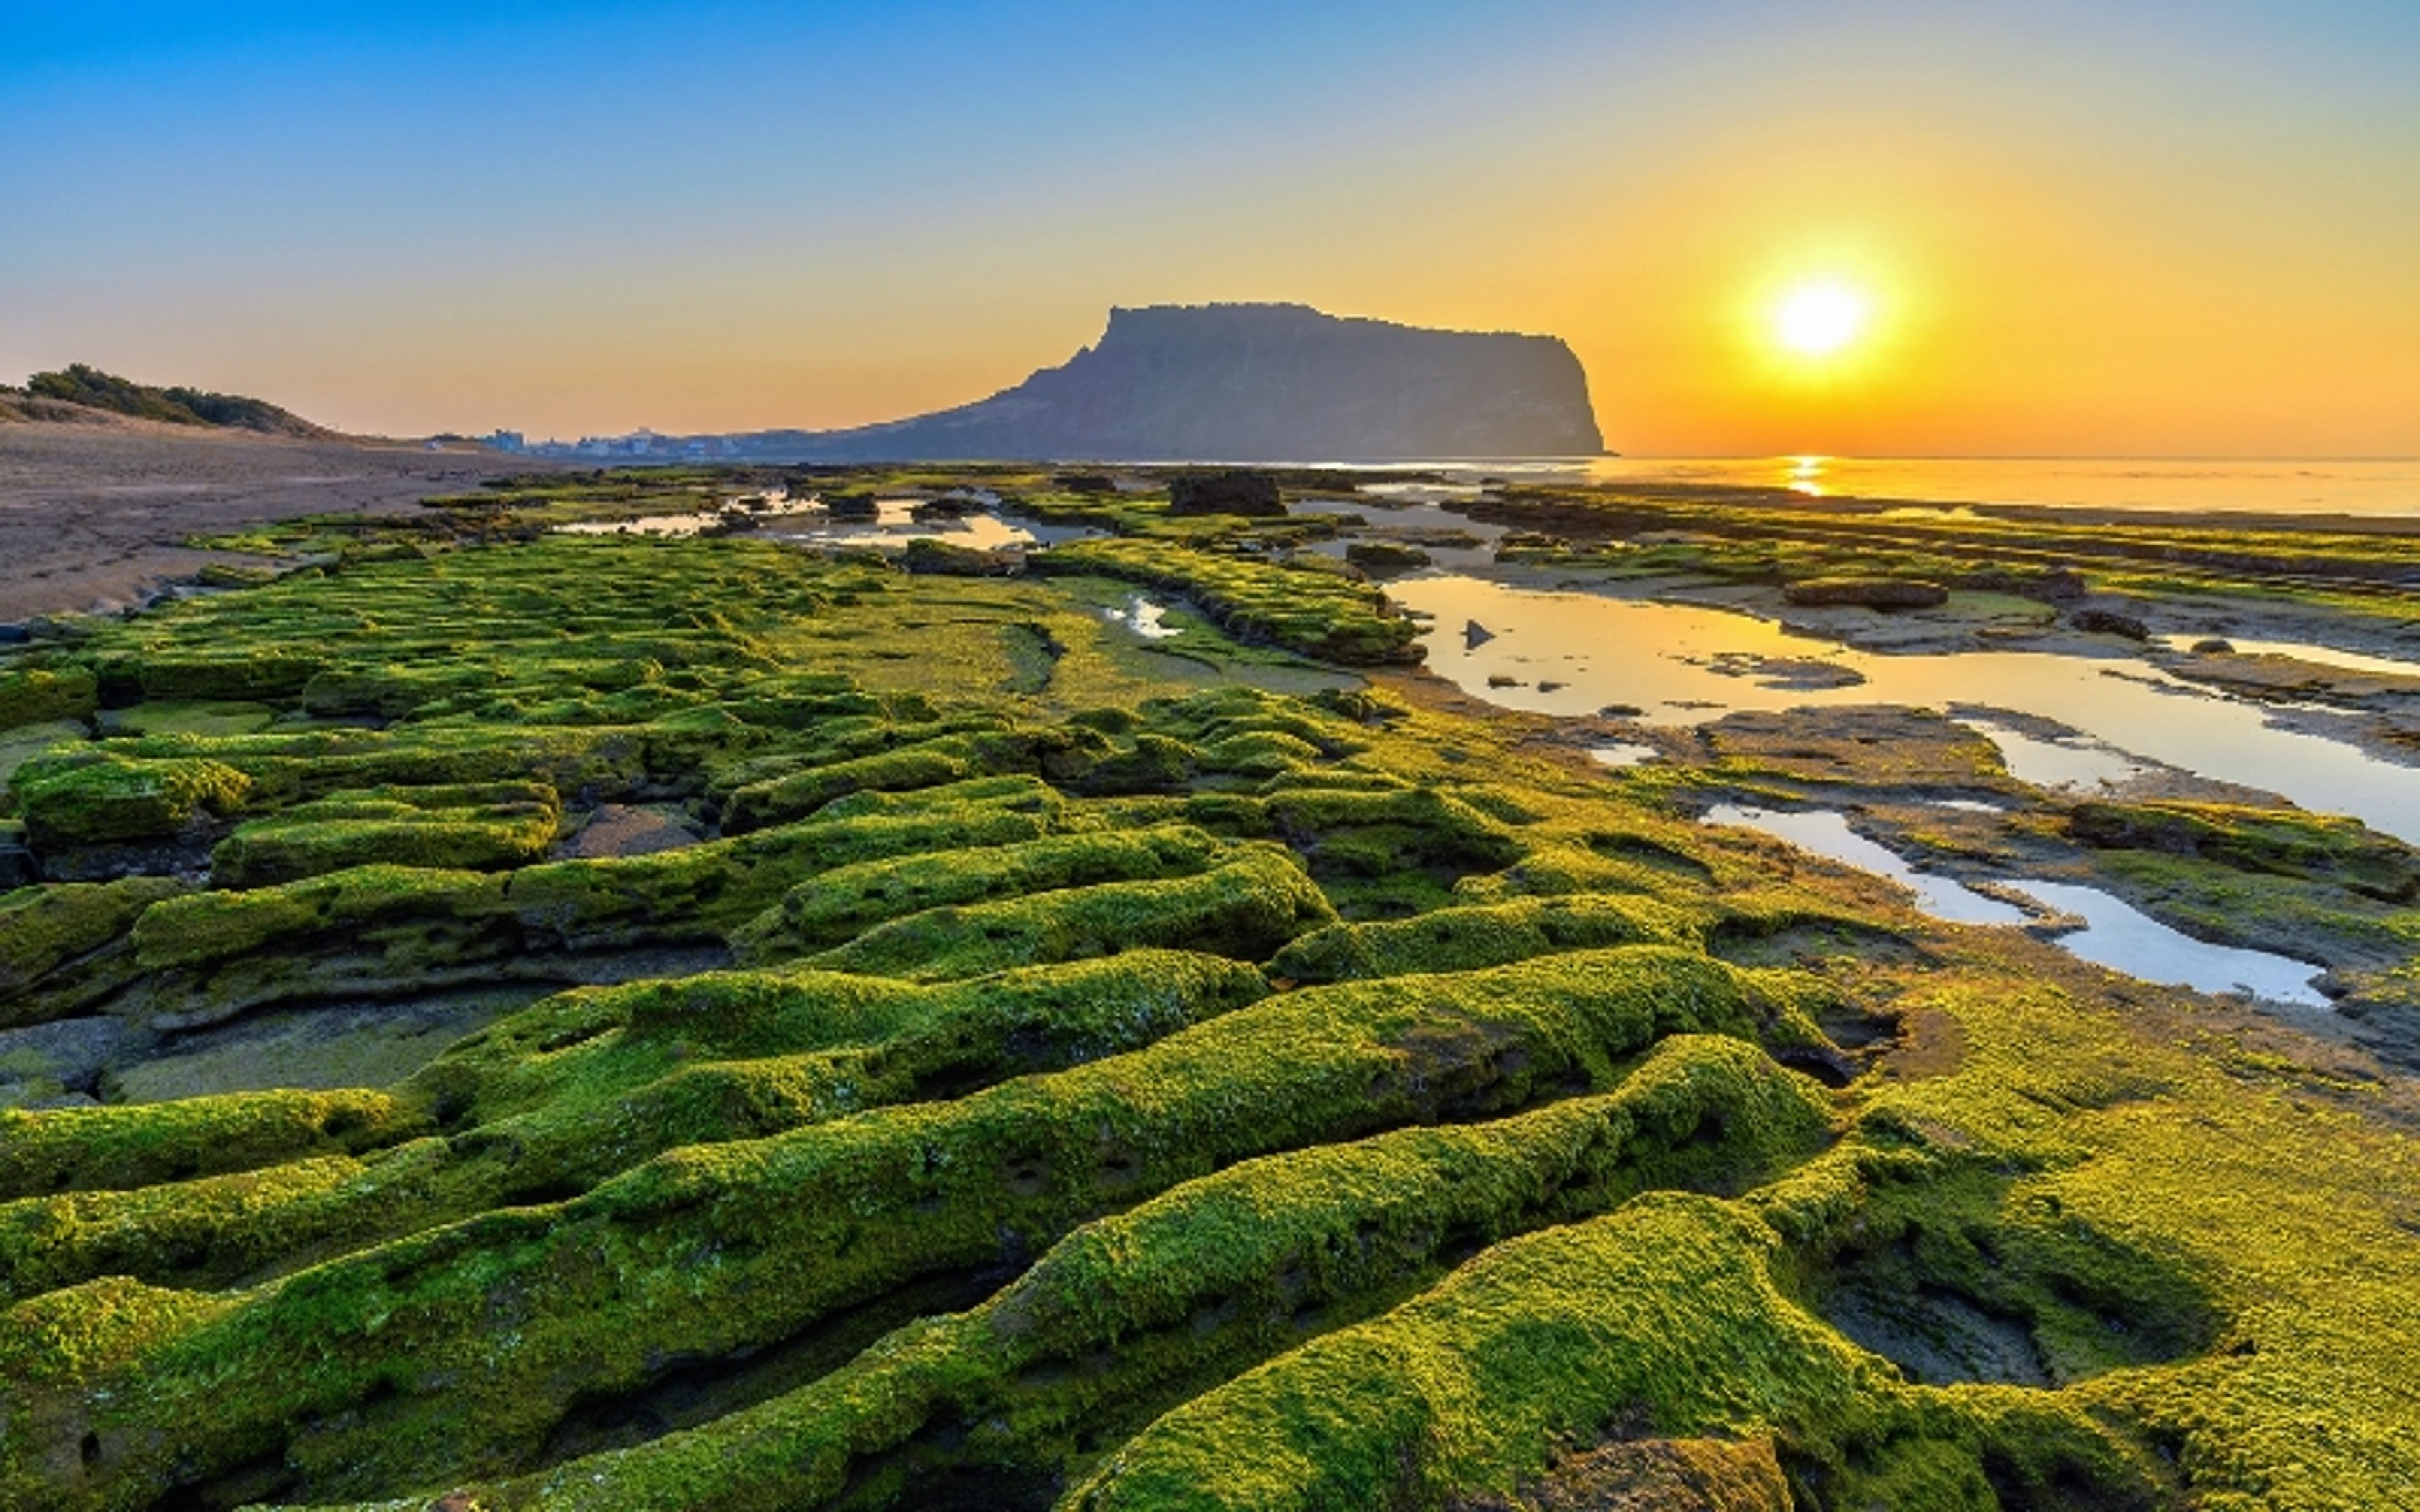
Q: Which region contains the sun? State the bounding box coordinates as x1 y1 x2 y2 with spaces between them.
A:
1772 279 1873 358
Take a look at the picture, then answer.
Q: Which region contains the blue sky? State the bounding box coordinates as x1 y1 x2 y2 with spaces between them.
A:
6 1 2416 451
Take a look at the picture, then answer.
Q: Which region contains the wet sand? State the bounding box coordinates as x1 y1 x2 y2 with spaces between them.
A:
0 421 564 621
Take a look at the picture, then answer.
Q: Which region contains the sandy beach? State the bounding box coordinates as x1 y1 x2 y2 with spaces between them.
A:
0 421 559 622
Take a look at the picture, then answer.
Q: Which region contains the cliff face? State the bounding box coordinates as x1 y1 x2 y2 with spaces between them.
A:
756 304 1604 461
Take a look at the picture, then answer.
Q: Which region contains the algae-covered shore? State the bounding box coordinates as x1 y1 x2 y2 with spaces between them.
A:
4 465 2420 1510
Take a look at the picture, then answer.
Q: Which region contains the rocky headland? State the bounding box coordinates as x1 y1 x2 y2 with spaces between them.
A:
729 303 1606 461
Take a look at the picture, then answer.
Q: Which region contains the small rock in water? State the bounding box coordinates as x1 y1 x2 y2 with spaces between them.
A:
1168 470 1284 517
1464 620 1496 649
1344 540 1433 575
2190 638 2235 654
1538 680 1566 692
1487 673 1524 688
1599 703 1644 718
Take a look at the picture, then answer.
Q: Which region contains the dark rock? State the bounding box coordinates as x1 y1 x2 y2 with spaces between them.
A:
2037 568 2088 601
2071 608 2150 640
0 824 36 889
1464 620 1496 650
1781 577 1951 610
821 491 881 521
1054 472 1118 495
2190 638 2235 654
1168 471 1285 518
0 1016 134 1107
0 623 29 645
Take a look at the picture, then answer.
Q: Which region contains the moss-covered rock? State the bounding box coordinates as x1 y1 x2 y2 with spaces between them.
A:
0 667 97 735
209 782 562 887
11 750 252 848
810 844 1337 980
0 877 186 1028
2069 797 2420 902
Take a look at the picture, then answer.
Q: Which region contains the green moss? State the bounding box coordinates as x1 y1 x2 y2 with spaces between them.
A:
721 743 980 832
1036 539 1422 665
0 667 97 735
0 1088 426 1199
211 782 561 886
2071 797 2419 901
810 844 1336 980
433 1036 1832 1511
1271 894 1697 983
733 823 1229 960
0 878 186 1028
0 948 1793 1503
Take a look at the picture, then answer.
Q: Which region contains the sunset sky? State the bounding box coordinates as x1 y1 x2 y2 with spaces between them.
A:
6 1 2416 454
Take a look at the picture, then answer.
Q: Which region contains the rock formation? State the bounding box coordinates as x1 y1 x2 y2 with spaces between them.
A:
744 303 1604 461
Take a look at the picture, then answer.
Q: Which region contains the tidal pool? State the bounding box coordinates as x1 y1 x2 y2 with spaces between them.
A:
1703 806 2332 1007
557 490 823 537
2000 880 2330 1008
1393 575 2420 844
1704 804 2026 926
564 497 1097 553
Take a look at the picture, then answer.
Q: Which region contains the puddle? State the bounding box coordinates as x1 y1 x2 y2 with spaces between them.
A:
2155 634 2420 678
2000 880 2330 1007
1703 804 2026 926
1104 596 1181 640
1590 743 1662 769
563 496 1095 554
1931 798 2009 813
1393 575 2420 845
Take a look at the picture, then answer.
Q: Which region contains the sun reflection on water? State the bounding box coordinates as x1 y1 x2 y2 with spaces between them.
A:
1787 456 1828 497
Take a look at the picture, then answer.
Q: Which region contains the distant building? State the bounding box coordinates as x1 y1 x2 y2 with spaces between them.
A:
489 430 526 453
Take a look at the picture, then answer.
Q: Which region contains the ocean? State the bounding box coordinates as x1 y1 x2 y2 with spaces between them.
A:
1382 456 2420 519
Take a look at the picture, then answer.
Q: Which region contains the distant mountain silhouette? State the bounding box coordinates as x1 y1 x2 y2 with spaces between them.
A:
739 304 1604 461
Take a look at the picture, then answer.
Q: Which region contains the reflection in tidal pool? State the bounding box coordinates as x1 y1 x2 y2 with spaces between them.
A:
1703 804 2026 926
2001 880 2330 1008
1105 596 1180 640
